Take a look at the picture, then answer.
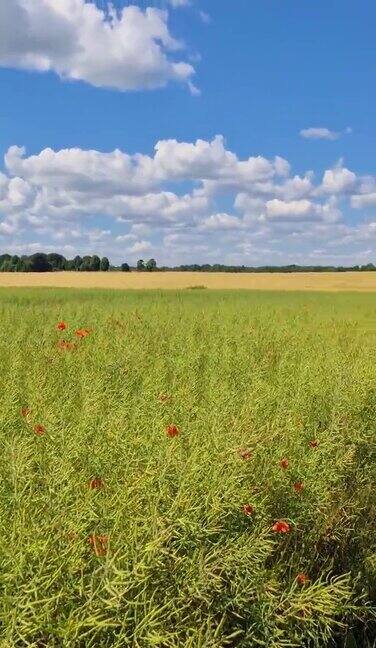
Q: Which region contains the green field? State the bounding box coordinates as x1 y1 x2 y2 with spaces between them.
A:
0 288 375 647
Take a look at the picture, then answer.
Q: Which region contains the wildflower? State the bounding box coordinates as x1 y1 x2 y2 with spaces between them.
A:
88 534 108 556
158 393 170 403
166 424 179 438
75 328 91 339
57 340 76 351
56 321 68 331
272 520 290 533
239 448 252 460
243 504 254 516
21 407 31 418
280 458 289 469
34 424 46 436
88 477 105 490
296 573 309 585
309 439 319 448
293 481 304 493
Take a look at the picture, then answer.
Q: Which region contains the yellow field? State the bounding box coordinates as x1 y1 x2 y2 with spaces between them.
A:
0 284 375 646
0 271 375 291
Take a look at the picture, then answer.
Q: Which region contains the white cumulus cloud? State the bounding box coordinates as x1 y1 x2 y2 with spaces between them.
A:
351 193 376 209
266 199 316 221
167 0 191 6
0 0 196 91
321 163 356 194
0 136 373 266
128 240 152 254
300 127 352 141
199 213 244 231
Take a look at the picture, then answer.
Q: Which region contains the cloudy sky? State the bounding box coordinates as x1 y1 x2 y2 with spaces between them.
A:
0 0 375 266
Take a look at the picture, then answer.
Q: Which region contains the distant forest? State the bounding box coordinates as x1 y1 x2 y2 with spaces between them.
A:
0 252 375 273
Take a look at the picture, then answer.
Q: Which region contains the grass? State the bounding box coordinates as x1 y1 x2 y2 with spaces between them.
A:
0 288 375 647
0 271 376 292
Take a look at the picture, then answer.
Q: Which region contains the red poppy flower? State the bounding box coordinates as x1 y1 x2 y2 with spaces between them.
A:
166 424 179 438
56 321 68 331
57 339 76 351
88 477 104 490
280 458 289 469
88 534 108 556
21 407 31 418
272 520 290 533
239 448 252 460
293 481 304 493
75 328 91 339
242 504 254 516
34 424 46 436
296 573 309 585
309 439 319 448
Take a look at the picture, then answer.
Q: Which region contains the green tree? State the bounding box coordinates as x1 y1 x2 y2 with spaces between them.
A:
121 262 130 272
0 254 11 271
28 253 52 272
14 256 27 272
100 257 110 271
90 255 101 271
80 256 93 271
20 256 31 272
9 255 21 271
145 258 157 272
47 253 66 271
73 255 83 270
137 259 145 271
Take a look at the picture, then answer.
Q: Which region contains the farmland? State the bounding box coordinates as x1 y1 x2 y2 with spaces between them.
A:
0 271 375 292
0 288 375 647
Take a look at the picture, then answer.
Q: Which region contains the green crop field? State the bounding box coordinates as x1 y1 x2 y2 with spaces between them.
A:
0 288 375 647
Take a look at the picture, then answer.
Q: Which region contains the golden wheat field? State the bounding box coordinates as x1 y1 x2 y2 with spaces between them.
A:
0 271 375 291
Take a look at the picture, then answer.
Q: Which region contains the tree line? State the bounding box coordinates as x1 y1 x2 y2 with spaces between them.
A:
0 253 111 272
163 263 376 273
0 253 161 273
0 253 375 273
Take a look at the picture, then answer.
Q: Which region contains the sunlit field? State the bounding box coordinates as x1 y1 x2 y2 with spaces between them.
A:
0 271 375 292
0 288 375 647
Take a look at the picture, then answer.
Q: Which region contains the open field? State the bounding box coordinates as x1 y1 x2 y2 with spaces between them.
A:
0 288 375 647
0 271 375 291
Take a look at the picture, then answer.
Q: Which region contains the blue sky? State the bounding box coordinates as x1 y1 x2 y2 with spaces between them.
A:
0 0 375 265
